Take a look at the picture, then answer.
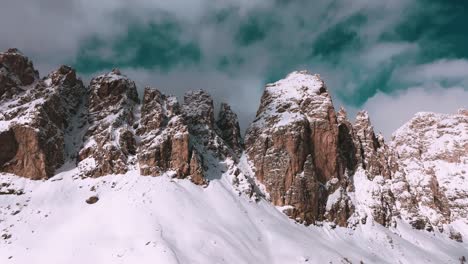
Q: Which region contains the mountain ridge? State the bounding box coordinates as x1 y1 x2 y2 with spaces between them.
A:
1 48 467 263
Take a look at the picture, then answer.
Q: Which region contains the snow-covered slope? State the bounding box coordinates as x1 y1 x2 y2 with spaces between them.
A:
1 161 467 264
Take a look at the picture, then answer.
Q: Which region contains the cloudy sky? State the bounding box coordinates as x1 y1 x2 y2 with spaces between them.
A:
2 0 467 137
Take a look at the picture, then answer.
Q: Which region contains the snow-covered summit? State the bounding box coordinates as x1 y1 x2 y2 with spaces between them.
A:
265 70 326 97
252 70 333 132
391 110 468 228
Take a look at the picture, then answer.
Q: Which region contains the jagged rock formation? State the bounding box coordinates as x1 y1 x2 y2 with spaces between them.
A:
217 103 243 157
244 70 467 234
0 49 466 242
0 48 38 100
182 90 232 159
0 49 85 179
346 111 397 227
245 71 346 225
136 88 243 185
245 71 399 227
78 69 139 177
137 88 191 177
354 111 396 179
391 110 468 231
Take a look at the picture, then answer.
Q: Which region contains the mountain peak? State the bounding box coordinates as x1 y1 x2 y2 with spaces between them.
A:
266 70 327 98
1 50 467 262
0 47 39 90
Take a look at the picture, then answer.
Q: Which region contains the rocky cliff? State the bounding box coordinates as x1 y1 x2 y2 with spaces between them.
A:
391 110 468 235
244 70 467 239
0 50 466 242
244 71 398 226
0 49 85 179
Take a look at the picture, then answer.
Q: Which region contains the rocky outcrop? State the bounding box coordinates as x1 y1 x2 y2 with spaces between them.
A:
391 111 468 231
348 111 397 227
78 69 139 177
336 107 359 176
137 88 191 178
182 90 231 158
354 111 394 179
216 103 243 157
0 49 85 179
1 49 467 242
137 88 229 185
324 108 397 227
189 149 206 185
245 71 400 227
0 48 38 101
245 71 346 225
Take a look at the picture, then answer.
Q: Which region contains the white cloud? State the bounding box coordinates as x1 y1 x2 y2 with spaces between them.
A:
395 59 468 84
2 0 465 139
361 42 417 66
355 86 468 139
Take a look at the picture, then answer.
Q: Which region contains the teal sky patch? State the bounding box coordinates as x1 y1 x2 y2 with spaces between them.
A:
72 0 468 108
75 19 201 74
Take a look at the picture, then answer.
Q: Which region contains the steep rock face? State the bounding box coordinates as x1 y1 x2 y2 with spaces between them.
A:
189 149 206 185
349 111 397 227
2 48 467 243
245 71 343 224
216 103 243 157
78 70 139 177
323 108 356 226
354 111 394 179
137 88 223 185
182 90 234 159
324 108 397 227
0 48 38 100
245 71 402 227
0 49 85 179
137 87 191 178
336 107 359 175
391 110 468 230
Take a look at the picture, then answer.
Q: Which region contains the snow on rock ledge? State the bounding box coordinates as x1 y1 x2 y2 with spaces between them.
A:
392 110 468 230
78 69 139 177
245 70 348 225
0 49 86 179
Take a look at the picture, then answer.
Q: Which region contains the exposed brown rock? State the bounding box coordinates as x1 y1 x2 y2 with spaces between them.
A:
119 128 137 156
2 49 467 244
137 87 191 177
0 49 86 179
354 111 393 179
283 155 324 225
244 72 404 227
189 149 207 185
336 108 358 173
245 71 345 224
78 70 139 177
1 126 51 179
